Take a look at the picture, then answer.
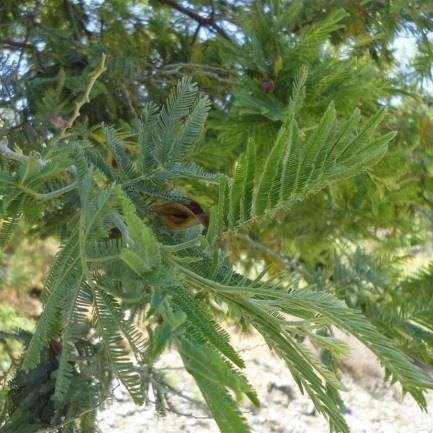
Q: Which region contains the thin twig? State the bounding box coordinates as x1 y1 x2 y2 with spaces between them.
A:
143 61 234 84
54 54 107 144
31 181 78 200
0 331 28 341
35 23 82 48
160 70 232 84
234 233 314 279
149 377 210 414
63 0 81 41
15 0 42 72
162 62 233 75
192 24 202 44
238 343 267 353
157 0 231 41
163 398 212 420
0 39 34 50
121 84 138 119
235 233 293 267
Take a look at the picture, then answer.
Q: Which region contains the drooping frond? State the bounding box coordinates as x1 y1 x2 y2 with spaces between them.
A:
281 289 433 405
54 282 93 401
92 287 144 404
169 285 245 368
179 341 251 433
22 235 82 372
172 261 350 431
171 257 433 422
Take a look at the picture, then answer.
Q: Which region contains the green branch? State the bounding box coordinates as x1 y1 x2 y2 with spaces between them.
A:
15 181 78 201
33 181 78 200
0 142 45 167
54 54 107 143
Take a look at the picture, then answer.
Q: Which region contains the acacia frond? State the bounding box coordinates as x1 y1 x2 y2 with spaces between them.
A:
210 71 396 236
2 77 431 433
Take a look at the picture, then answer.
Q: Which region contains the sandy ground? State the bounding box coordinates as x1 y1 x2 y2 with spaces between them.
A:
98 331 433 433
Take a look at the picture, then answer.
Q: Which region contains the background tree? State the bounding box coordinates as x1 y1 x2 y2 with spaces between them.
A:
1 1 433 432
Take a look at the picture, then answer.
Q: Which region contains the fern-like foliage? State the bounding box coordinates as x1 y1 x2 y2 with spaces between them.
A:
1 78 432 433
208 69 396 239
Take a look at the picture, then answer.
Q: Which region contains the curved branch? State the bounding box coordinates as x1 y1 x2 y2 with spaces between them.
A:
0 39 34 50
55 53 107 143
157 0 231 41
